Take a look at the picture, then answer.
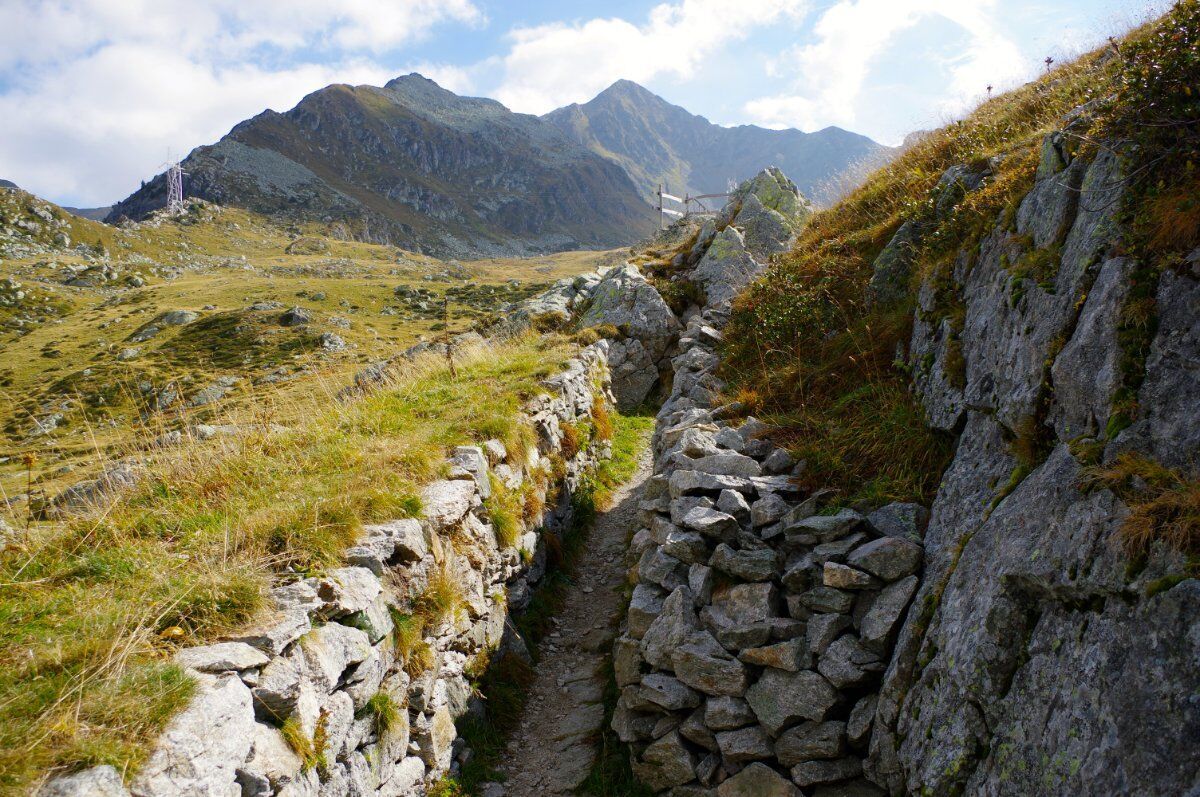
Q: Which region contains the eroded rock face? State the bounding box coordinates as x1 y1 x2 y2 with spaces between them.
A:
870 138 1200 795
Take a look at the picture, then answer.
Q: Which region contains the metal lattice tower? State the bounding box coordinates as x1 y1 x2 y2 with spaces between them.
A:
166 161 185 213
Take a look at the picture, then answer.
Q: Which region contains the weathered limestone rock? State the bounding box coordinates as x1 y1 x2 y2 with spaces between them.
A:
131 674 255 797
420 479 476 527
41 766 130 797
176 641 270 673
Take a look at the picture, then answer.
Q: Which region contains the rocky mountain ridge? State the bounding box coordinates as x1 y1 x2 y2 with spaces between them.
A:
544 80 892 207
103 77 884 257
106 75 656 258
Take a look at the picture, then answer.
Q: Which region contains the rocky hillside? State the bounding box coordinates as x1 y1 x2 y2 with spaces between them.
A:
106 75 656 258
713 6 1200 795
544 80 892 206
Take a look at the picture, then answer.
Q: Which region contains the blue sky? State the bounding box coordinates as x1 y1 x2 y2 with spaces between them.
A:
0 0 1172 207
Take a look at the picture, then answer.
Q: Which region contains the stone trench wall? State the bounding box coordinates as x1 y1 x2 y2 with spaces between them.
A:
603 167 923 797
42 343 618 797
610 302 926 797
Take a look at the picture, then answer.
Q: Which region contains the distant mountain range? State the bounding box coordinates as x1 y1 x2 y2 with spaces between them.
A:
545 80 892 207
106 77 892 255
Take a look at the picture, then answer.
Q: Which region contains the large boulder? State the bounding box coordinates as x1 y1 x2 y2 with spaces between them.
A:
578 264 680 409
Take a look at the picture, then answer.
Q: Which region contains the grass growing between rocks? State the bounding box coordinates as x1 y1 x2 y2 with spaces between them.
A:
0 335 571 794
1084 453 1200 560
721 8 1188 508
440 410 651 796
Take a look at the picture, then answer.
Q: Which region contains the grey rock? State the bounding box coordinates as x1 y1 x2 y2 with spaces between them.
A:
711 582 779 626
705 696 757 730
808 613 852 657
642 587 699 669
228 611 310 657
632 731 696 791
614 636 645 687
716 489 752 522
693 226 764 306
628 583 667 639
738 637 810 672
671 470 753 498
761 448 795 475
710 543 778 582
175 642 270 673
859 576 918 653
279 306 312 326
790 757 863 788
641 673 702 711
716 724 774 763
846 694 877 749
663 529 711 564
716 761 801 797
420 479 476 527
691 452 762 477
450 446 491 498
1050 256 1134 438
823 562 875 590
673 630 750 696
746 669 838 734
317 567 381 617
40 766 130 797
786 510 863 545
681 506 740 541
751 493 790 527
865 503 928 543
847 538 922 581
800 586 856 614
299 622 372 693
776 721 847 765
130 674 255 797
817 635 882 689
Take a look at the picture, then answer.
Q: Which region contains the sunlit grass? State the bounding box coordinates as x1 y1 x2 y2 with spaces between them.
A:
0 335 570 792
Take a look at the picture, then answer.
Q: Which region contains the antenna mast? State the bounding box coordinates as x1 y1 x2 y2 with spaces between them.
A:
166 160 185 213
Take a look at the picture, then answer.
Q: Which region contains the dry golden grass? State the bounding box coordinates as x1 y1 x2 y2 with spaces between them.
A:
1085 453 1200 558
0 334 570 793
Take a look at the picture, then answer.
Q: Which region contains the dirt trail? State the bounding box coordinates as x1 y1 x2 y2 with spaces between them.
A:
493 447 652 795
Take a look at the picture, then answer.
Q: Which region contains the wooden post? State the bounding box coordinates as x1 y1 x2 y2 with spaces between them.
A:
443 296 457 378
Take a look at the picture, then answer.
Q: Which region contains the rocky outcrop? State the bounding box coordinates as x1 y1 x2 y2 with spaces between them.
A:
865 135 1200 796
579 264 681 409
43 344 618 797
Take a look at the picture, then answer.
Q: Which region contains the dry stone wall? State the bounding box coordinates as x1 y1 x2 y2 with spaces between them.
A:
610 307 925 797
42 343 617 797
603 170 921 796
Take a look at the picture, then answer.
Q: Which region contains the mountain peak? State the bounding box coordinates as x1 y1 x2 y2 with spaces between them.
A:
593 79 670 107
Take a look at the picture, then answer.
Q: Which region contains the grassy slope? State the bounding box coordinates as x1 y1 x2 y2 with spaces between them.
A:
721 3 1199 507
0 336 577 792
0 199 622 501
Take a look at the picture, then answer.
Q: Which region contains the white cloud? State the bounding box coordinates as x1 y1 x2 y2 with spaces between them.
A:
0 0 482 206
743 0 1026 137
493 0 810 115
